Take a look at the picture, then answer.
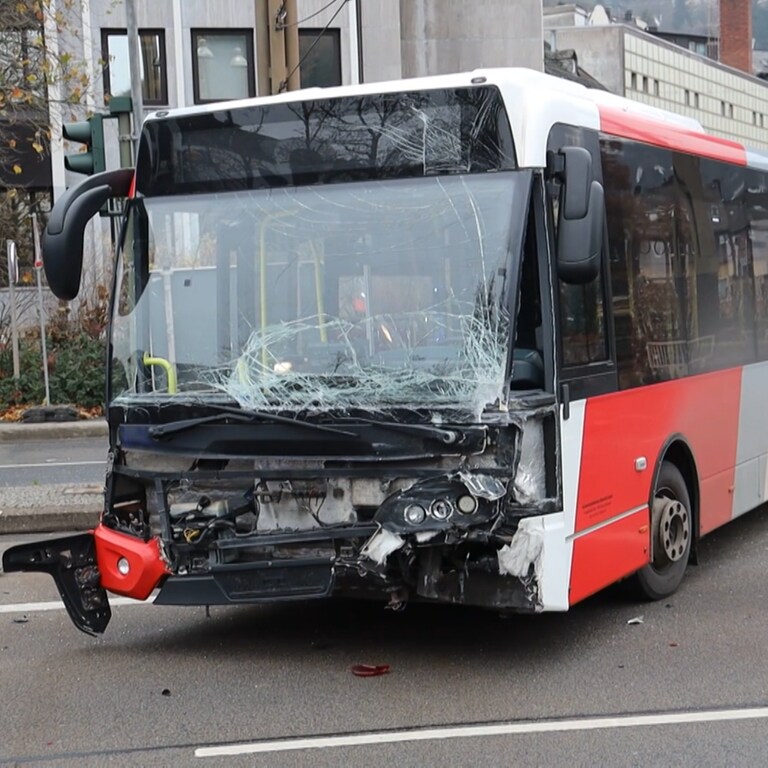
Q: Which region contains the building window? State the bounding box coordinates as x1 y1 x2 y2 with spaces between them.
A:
721 100 727 116
191 29 255 104
654 79 660 96
630 72 637 90
685 88 690 105
642 75 649 93
298 29 342 88
694 92 699 108
101 29 167 106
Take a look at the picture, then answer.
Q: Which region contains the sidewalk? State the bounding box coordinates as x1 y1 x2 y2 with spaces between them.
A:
0 419 108 534
0 419 108 442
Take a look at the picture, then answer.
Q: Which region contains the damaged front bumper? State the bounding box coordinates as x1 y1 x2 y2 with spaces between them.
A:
2 532 111 635
2 526 169 635
1 509 548 635
2 404 562 634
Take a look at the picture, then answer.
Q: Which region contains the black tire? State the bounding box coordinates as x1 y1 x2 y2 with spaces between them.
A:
632 462 692 601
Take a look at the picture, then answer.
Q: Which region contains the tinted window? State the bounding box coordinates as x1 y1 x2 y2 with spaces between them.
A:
298 29 341 88
601 135 759 388
137 87 516 196
750 168 768 359
101 29 167 106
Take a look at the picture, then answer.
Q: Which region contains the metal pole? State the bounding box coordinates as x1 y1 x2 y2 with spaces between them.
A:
348 0 361 84
117 112 133 168
355 0 364 83
6 240 20 380
32 215 51 405
125 0 144 152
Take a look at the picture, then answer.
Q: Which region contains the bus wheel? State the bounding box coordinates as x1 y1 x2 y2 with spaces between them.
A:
633 462 692 600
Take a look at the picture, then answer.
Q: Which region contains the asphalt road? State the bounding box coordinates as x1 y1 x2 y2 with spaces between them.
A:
3 508 768 767
0 437 107 488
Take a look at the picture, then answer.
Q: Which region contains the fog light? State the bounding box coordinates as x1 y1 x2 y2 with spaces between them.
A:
457 494 478 515
404 504 426 525
117 557 131 575
430 499 453 520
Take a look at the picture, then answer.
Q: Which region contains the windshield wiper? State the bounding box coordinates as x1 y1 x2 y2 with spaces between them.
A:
350 418 475 445
149 406 358 439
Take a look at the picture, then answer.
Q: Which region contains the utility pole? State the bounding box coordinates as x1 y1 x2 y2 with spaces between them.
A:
256 0 301 95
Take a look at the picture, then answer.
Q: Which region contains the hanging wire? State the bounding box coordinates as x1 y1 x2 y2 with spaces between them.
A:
279 0 349 93
278 0 343 28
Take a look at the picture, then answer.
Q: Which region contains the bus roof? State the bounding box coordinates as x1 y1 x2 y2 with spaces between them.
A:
143 67 768 172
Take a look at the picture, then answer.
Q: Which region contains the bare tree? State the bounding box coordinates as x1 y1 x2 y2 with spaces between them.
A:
0 0 94 286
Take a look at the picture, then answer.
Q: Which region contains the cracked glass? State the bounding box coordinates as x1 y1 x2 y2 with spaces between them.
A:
111 86 528 418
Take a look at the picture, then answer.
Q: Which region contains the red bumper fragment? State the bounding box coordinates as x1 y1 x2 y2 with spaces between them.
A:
94 524 170 599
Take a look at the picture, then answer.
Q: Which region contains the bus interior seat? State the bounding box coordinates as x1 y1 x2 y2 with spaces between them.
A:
511 347 544 389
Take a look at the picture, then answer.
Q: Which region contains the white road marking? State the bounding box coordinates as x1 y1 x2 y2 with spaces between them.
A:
0 460 104 470
195 707 768 757
0 596 155 614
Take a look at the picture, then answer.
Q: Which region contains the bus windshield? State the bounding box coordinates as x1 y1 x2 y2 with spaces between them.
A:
110 171 530 416
111 84 527 417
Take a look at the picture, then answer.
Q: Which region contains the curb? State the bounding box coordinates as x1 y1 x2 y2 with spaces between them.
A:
0 420 108 442
0 506 101 534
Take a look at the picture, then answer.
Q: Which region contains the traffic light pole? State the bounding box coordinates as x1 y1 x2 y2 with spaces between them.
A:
117 113 133 167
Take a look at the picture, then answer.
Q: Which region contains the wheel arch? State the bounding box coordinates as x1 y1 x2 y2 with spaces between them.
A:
653 435 700 562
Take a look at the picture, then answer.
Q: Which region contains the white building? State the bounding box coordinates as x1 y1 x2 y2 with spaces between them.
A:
545 5 768 151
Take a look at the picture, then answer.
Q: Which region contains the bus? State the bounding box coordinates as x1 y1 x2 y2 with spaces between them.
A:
5 68 768 635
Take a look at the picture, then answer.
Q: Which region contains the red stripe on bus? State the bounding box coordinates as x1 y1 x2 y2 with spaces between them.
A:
598 105 747 165
569 368 742 605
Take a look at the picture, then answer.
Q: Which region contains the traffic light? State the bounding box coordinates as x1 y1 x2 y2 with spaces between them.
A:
63 114 105 175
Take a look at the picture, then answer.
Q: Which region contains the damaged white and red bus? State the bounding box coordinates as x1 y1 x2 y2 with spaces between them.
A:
5 68 768 634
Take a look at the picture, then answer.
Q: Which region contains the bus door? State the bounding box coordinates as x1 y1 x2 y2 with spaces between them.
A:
547 125 648 605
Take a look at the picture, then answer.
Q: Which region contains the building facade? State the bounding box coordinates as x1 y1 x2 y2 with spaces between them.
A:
6 0 767 287
546 12 768 151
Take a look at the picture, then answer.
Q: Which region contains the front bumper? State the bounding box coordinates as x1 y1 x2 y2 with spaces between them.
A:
2 525 170 635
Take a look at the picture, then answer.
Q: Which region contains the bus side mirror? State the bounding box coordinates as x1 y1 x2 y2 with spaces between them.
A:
43 168 134 301
550 147 604 285
557 181 604 284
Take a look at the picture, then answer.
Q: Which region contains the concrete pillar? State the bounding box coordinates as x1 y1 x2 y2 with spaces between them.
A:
399 0 544 78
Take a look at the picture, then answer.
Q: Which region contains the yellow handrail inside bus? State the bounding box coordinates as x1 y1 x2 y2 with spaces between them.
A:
259 212 296 369
143 353 178 394
310 241 327 343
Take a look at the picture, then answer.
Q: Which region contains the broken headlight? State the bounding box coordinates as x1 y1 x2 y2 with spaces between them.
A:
374 477 502 533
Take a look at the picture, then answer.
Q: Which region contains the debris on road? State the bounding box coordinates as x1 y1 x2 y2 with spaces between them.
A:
351 664 391 677
626 616 644 625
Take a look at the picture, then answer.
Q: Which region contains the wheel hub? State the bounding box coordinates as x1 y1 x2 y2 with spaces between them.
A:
652 497 690 563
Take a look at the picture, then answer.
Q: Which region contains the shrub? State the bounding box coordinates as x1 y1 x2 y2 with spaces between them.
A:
0 286 109 411
0 332 106 409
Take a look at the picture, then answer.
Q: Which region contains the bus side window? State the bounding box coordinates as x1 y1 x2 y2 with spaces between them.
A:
559 278 608 366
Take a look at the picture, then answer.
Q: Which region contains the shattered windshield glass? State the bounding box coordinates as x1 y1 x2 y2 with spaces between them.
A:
111 86 527 418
